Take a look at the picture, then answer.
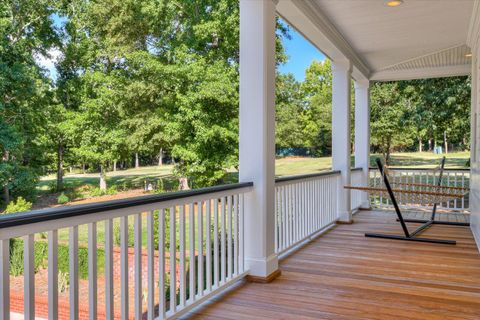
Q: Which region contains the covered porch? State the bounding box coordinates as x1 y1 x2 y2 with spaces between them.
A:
1 0 480 319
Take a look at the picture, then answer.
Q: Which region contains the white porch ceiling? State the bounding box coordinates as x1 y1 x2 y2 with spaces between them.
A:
277 0 475 81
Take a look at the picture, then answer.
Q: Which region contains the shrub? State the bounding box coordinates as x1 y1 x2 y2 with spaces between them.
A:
9 238 48 276
4 197 32 214
57 192 69 205
9 167 39 201
106 185 117 195
10 238 105 279
47 181 57 193
113 219 135 247
90 187 105 197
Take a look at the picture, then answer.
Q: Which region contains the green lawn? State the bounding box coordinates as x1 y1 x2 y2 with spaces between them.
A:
37 165 176 194
274 151 470 176
38 151 470 195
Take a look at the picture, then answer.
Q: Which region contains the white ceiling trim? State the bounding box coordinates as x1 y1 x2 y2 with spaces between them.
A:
371 64 471 82
467 0 480 50
276 0 371 81
379 44 471 72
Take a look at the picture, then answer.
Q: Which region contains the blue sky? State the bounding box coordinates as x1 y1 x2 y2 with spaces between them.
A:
278 22 326 81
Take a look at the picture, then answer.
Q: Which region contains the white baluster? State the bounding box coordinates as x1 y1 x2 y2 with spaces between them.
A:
0 239 9 320
88 222 97 320
70 226 79 320
147 212 155 320
48 230 58 320
105 219 114 320
134 213 142 319
24 234 35 320
120 216 129 320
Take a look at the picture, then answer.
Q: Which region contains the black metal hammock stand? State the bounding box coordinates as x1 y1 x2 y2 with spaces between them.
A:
344 157 470 245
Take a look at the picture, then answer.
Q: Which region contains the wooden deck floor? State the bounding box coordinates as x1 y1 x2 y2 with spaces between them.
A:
185 210 480 320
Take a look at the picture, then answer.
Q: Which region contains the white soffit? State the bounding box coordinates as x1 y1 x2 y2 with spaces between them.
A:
278 0 475 81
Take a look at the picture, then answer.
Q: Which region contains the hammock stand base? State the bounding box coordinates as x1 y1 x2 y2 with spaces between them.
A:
361 157 467 245
364 232 456 244
397 218 470 227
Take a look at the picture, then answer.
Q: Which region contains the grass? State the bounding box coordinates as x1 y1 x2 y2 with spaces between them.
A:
373 151 470 168
37 165 175 195
37 151 470 195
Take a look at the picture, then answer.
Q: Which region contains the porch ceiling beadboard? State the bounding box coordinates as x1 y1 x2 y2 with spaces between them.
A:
277 0 476 81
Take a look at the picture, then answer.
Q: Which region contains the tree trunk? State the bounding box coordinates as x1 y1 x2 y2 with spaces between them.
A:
82 163 86 174
56 144 64 192
444 131 448 154
113 160 117 172
179 177 189 190
158 148 163 166
2 151 9 203
135 153 140 169
418 138 423 153
99 165 107 191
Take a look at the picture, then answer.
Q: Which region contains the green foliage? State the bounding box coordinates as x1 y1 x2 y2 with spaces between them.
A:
0 0 58 203
90 187 106 197
9 238 105 279
9 239 48 276
106 185 118 195
4 197 32 213
57 192 70 205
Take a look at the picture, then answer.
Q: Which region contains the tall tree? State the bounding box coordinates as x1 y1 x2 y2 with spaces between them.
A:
0 0 58 202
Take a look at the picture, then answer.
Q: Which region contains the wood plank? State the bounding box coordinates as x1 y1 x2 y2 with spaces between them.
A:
184 210 480 320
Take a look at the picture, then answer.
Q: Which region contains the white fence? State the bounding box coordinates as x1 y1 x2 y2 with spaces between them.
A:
274 171 341 255
0 183 252 320
370 168 470 212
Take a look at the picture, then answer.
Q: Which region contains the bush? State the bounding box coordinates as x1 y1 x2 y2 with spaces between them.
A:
106 185 117 195
9 238 48 276
9 238 104 279
4 197 33 214
9 166 39 201
57 192 69 205
113 219 135 247
90 187 105 197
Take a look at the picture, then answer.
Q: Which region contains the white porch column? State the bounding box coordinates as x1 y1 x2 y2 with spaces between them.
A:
239 0 278 279
332 60 353 222
354 80 371 209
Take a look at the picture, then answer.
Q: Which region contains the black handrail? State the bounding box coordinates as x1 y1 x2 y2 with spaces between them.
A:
275 170 341 183
0 182 253 229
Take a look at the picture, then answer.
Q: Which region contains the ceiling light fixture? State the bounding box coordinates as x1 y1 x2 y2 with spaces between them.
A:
386 0 403 7
465 53 472 57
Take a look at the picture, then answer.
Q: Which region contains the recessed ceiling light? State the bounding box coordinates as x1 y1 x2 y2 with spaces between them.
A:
386 0 403 7
465 53 472 57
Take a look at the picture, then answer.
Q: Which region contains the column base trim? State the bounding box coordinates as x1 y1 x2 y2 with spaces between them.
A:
246 269 281 283
336 219 354 225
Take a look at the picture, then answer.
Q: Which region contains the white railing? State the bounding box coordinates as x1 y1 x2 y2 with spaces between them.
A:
350 168 364 211
274 171 341 255
0 183 252 320
370 168 470 212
